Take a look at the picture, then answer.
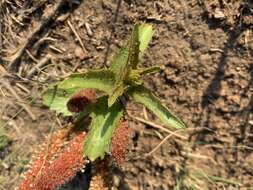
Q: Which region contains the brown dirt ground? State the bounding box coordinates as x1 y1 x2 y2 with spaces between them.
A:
0 0 253 190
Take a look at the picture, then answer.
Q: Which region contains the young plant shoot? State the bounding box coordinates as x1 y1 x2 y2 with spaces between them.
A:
20 23 186 190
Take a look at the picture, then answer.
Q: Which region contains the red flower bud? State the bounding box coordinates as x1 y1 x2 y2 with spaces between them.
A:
67 89 96 113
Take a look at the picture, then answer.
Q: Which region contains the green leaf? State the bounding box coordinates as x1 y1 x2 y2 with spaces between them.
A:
128 24 140 69
127 66 161 85
42 70 115 115
108 84 128 107
58 69 115 94
110 23 153 74
43 86 76 116
108 41 131 106
108 23 153 105
83 97 123 161
138 66 160 75
138 23 154 55
128 86 186 129
110 45 130 81
110 25 138 77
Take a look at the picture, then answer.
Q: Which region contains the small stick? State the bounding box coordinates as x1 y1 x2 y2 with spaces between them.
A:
67 20 86 53
145 133 174 156
209 48 223 53
129 114 187 140
84 22 93 36
1 80 36 121
181 151 217 165
26 55 51 78
6 118 22 135
142 106 148 120
48 45 64 53
16 83 30 94
0 65 7 76
26 49 39 63
8 0 67 71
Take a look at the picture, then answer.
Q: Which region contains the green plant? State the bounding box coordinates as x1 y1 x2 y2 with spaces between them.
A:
43 22 186 161
19 23 186 190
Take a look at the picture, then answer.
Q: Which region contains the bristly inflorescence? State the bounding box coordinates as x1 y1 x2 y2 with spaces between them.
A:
18 128 88 190
111 121 132 165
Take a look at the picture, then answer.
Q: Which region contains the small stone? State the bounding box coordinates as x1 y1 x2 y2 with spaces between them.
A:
74 46 86 60
2 162 10 169
227 95 240 105
214 8 225 19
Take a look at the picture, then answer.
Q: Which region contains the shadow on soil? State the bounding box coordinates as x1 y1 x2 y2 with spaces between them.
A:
196 5 253 144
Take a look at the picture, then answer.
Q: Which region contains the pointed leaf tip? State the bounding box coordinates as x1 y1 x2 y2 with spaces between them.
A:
128 86 186 129
138 23 154 54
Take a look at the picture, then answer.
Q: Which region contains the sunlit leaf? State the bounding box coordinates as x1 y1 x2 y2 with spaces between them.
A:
108 84 128 107
110 23 153 73
128 86 186 129
108 42 129 105
43 87 76 116
128 24 140 69
138 23 154 56
110 45 130 81
108 23 153 105
83 97 123 161
110 26 138 78
137 66 160 75
58 70 115 93
42 70 115 115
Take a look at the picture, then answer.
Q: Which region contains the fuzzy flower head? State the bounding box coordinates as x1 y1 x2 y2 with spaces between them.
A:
18 128 87 190
110 121 132 165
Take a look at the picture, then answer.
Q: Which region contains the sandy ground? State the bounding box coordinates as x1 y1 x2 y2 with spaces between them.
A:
0 0 253 189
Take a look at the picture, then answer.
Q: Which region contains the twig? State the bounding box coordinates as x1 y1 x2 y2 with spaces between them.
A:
209 48 223 53
0 65 7 76
204 144 253 151
6 118 21 135
84 22 93 36
1 80 36 120
129 114 188 140
8 0 67 71
142 106 148 120
48 45 64 53
145 133 174 156
26 55 51 78
16 83 30 94
181 151 217 165
67 20 86 53
26 49 39 63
